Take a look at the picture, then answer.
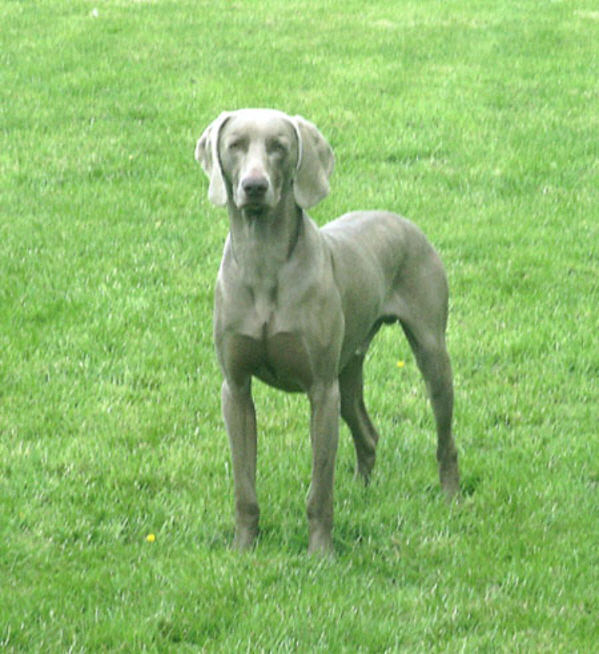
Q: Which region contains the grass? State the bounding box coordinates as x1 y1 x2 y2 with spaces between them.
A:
1 0 598 650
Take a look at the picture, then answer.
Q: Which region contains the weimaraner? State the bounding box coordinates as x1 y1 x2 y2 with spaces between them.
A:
195 108 459 554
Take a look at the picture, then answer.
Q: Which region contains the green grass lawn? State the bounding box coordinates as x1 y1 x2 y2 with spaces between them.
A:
2 0 598 650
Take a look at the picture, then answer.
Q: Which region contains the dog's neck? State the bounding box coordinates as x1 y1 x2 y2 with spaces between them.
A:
226 193 304 284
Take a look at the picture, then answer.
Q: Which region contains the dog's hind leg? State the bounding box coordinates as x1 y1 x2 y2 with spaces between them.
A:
401 321 460 498
386 236 460 498
339 353 380 482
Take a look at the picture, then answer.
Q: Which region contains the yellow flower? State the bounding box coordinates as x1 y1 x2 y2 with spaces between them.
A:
396 360 405 369
146 533 156 543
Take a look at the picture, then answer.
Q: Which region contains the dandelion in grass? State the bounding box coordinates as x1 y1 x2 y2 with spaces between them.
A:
146 533 156 543
396 360 405 369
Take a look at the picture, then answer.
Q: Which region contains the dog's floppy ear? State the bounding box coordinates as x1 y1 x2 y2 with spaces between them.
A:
195 112 231 206
291 115 335 209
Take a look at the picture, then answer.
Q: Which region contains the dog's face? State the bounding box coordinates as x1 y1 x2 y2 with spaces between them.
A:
196 109 334 211
218 111 300 215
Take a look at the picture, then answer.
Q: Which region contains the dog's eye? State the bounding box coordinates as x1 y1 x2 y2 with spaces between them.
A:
227 138 246 152
268 140 288 157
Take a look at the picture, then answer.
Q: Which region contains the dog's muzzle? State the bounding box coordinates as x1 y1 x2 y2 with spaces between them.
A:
237 172 274 210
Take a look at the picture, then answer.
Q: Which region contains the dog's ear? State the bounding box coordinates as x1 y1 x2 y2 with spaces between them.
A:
291 115 335 209
195 112 231 206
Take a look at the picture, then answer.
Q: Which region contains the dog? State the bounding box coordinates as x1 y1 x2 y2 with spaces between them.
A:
195 109 459 553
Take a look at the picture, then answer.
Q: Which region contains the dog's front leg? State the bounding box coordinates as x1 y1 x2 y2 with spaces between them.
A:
307 380 340 555
222 378 259 550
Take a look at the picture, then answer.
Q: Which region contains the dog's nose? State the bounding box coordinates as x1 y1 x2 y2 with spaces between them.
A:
241 175 268 197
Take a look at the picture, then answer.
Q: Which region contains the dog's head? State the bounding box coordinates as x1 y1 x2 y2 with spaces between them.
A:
195 109 334 212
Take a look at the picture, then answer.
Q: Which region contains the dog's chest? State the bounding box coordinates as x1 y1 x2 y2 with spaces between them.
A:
229 263 308 332
246 282 306 348
250 281 279 327
217 280 317 392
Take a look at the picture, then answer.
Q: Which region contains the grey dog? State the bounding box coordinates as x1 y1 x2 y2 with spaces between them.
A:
195 109 460 554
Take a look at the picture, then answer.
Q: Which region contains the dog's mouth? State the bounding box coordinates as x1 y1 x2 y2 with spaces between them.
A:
239 196 265 207
238 196 273 216
241 204 270 219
